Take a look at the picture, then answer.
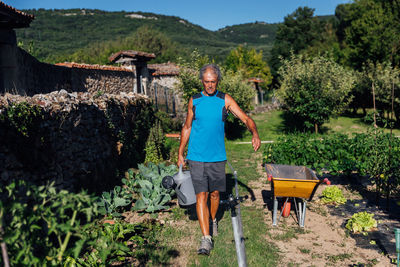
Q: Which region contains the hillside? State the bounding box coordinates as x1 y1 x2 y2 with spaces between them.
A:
218 22 278 55
15 8 278 64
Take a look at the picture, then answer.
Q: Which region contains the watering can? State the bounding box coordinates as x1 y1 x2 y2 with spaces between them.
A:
162 164 196 206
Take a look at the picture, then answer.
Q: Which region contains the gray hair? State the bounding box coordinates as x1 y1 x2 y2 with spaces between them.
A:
199 64 222 81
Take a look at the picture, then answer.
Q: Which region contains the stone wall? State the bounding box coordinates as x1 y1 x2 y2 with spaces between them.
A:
15 49 72 95
2 47 137 96
70 67 135 95
0 90 155 192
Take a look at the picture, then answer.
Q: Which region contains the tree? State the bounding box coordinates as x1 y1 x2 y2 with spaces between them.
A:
65 26 183 65
125 26 183 63
224 45 272 89
269 7 324 77
364 61 400 123
336 0 400 70
278 54 356 133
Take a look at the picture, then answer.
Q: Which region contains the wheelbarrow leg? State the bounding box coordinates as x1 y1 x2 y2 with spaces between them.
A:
272 197 278 226
297 200 302 227
300 200 307 228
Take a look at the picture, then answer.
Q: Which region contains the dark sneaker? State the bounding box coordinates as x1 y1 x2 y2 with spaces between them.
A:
197 236 213 255
211 219 218 236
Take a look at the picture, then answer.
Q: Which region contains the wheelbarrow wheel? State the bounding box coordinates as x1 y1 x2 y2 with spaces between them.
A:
281 198 291 218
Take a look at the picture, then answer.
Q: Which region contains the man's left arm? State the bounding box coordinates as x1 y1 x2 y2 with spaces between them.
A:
225 94 261 151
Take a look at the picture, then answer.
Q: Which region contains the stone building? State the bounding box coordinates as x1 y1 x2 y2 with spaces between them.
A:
0 1 34 93
109 50 156 95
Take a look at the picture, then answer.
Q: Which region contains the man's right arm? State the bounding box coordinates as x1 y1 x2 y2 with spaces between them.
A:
178 97 194 167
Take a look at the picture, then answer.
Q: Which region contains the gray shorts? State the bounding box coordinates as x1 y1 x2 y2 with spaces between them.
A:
188 160 226 194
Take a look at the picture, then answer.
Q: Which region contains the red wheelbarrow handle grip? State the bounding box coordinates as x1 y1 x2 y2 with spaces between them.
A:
323 178 331 185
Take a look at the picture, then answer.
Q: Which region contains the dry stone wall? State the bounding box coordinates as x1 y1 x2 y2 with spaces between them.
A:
4 47 136 96
0 90 155 192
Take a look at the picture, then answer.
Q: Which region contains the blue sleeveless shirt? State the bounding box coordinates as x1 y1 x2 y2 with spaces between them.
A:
187 90 227 162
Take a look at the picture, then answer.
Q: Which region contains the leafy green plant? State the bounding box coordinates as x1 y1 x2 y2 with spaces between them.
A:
133 162 177 213
0 180 99 266
144 121 166 164
0 102 42 137
64 219 165 266
321 186 347 206
263 133 355 175
345 211 377 233
65 221 143 266
98 186 131 217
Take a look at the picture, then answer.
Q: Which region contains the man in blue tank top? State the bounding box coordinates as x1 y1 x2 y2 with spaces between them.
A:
178 64 260 255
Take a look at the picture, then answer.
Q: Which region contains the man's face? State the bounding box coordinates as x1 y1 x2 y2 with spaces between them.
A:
201 70 218 96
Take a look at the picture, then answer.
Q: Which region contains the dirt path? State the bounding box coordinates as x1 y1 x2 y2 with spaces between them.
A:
247 151 397 266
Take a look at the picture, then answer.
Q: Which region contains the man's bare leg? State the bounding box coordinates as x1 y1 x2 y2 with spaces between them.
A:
196 192 210 236
209 190 220 220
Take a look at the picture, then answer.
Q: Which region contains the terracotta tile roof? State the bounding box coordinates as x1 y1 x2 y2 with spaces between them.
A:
148 63 180 76
248 77 264 83
109 50 156 63
55 62 133 72
0 1 34 28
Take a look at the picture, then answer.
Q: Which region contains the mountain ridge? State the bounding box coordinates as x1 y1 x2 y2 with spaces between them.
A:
15 8 278 63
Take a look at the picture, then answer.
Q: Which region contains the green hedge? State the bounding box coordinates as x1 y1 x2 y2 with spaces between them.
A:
263 131 400 177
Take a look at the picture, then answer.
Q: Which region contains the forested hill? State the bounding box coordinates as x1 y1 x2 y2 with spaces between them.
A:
15 8 279 64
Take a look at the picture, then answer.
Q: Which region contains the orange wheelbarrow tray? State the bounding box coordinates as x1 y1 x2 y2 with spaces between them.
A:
265 164 323 227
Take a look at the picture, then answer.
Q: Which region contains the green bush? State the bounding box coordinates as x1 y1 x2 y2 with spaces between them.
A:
278 54 356 133
263 130 400 200
345 212 377 233
263 133 355 175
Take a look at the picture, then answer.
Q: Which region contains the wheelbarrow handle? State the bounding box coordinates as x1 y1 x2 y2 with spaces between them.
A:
323 178 331 185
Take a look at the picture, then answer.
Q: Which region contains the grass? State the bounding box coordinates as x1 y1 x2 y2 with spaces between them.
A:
235 110 400 142
326 253 352 263
190 140 279 266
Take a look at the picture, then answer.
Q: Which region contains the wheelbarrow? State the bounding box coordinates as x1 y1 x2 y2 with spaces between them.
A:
265 164 329 227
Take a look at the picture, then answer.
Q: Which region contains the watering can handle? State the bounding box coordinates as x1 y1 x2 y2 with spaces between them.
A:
175 187 188 204
179 164 183 174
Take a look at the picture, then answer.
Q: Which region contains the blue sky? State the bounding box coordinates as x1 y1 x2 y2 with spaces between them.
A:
7 0 352 31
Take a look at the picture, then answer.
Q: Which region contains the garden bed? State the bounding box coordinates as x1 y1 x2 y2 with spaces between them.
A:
253 170 400 266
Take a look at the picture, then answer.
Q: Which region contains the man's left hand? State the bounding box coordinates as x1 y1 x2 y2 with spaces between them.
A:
252 135 261 151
